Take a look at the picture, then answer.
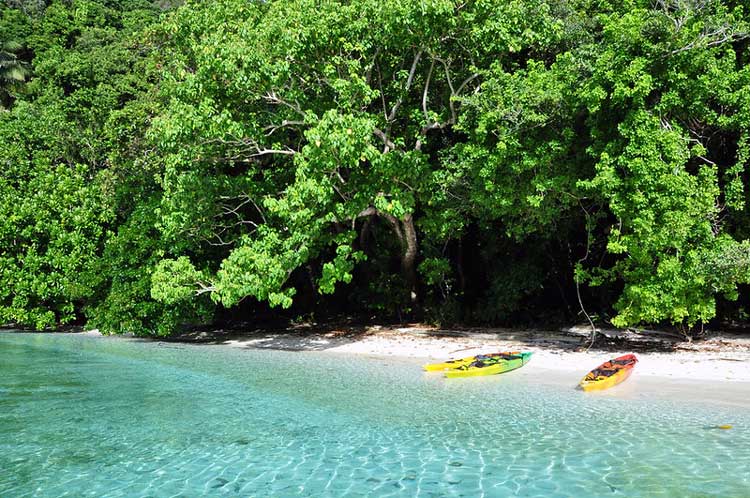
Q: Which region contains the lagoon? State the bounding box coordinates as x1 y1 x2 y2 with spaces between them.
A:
1 332 748 497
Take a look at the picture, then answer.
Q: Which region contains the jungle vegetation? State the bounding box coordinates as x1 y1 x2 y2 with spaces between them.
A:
1 0 749 337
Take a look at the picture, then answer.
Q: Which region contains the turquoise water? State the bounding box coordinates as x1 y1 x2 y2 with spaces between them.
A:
1 333 748 497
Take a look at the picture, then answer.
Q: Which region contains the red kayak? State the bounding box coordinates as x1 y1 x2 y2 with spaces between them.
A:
579 354 638 391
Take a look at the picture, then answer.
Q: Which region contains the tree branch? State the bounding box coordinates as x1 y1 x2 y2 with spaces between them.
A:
387 48 424 122
422 58 436 122
373 128 396 152
263 90 306 118
455 72 481 96
196 282 217 295
203 136 297 159
263 120 307 136
351 206 403 245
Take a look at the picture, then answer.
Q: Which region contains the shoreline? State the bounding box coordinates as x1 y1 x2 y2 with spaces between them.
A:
65 324 750 383
178 325 750 383
195 325 750 409
5 325 750 408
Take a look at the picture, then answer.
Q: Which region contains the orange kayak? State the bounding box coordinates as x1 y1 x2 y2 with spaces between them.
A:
579 354 638 391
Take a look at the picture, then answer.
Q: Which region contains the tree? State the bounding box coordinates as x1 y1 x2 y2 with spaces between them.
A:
576 0 750 330
0 0 171 331
148 0 567 320
1 0 749 335
0 38 27 108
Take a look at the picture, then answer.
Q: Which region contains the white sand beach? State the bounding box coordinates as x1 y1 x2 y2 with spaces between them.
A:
150 326 750 380
78 324 750 407
208 324 750 408
200 325 750 381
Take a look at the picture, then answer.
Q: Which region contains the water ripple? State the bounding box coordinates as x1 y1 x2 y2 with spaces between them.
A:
1 333 748 497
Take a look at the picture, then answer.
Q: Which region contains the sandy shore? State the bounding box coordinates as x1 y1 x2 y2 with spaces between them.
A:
174 324 749 408
14 324 750 407
160 324 750 383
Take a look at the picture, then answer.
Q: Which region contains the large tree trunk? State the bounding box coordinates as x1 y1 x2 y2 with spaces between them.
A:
401 213 418 304
372 210 419 305
357 207 419 305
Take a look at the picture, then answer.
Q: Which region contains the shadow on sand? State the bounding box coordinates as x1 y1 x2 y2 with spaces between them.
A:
153 323 694 355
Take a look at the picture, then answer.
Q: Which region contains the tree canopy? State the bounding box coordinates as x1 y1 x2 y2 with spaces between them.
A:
1 0 749 336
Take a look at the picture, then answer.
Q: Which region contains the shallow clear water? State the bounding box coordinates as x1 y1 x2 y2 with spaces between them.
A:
1 333 748 497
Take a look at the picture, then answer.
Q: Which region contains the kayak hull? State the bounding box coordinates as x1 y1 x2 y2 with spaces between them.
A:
444 352 532 378
423 352 514 372
579 354 638 391
423 356 476 372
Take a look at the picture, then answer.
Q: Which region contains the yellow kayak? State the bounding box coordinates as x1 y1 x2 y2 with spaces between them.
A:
444 352 532 378
423 352 517 372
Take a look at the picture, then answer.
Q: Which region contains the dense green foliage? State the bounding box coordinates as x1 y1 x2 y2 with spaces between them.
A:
1 0 749 336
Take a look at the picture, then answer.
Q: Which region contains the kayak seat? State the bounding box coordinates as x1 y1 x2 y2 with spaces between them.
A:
591 368 618 378
611 359 634 366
